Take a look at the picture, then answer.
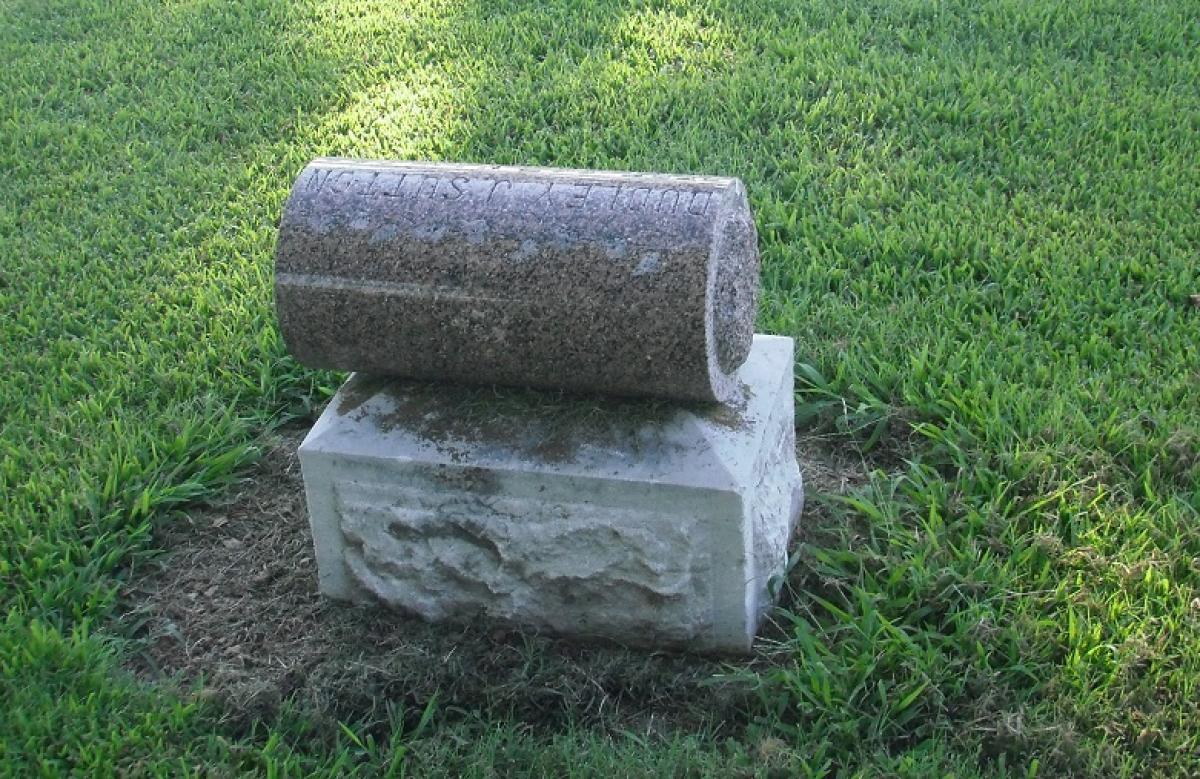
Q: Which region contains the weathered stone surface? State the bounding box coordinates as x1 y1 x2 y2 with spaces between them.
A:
276 158 760 403
298 335 802 653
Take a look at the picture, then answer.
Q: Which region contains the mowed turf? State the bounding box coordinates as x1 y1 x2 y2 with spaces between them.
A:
1 0 1198 775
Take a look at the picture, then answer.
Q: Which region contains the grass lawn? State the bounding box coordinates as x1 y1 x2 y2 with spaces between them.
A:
2 0 1198 774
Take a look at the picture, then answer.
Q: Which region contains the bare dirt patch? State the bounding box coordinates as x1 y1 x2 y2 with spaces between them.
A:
788 430 883 556
755 432 883 645
119 423 879 738
119 426 739 737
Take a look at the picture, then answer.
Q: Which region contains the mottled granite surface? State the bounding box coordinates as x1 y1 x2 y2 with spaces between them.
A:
275 159 760 402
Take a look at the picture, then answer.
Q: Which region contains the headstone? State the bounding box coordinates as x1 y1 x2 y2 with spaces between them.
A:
276 159 760 403
279 159 803 653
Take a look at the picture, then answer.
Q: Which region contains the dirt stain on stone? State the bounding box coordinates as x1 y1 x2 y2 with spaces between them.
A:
335 374 391 417
333 374 748 465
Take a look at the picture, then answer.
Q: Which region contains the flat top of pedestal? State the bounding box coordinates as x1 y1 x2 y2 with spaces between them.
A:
300 334 794 491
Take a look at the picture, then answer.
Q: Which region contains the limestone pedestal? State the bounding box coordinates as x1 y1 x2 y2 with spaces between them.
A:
298 335 802 653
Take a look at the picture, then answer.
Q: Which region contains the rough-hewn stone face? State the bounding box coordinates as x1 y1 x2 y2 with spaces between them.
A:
275 158 760 403
298 335 803 653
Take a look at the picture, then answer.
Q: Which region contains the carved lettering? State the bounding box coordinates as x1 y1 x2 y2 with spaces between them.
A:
306 167 715 216
686 192 711 215
562 183 593 207
626 187 653 211
529 183 553 206
360 170 383 196
378 172 408 198
486 179 513 204
305 168 331 192
328 170 346 193
445 176 469 200
654 190 683 214
415 175 440 199
327 169 355 194
587 184 618 210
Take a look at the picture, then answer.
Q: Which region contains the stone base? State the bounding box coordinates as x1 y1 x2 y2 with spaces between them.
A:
297 335 803 653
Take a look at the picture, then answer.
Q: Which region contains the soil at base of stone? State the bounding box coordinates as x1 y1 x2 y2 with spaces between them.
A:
118 423 876 740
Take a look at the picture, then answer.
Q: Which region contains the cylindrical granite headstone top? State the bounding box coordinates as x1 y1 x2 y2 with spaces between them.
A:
275 158 760 403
